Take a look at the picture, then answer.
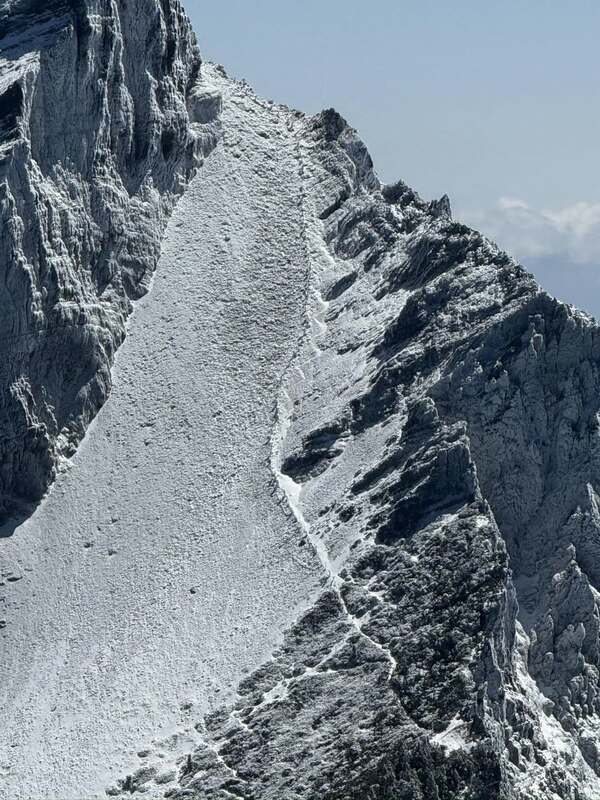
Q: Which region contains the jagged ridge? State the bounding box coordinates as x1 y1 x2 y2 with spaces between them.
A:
3 2 600 799
151 108 600 799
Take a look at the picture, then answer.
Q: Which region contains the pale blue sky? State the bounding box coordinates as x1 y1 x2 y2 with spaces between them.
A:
185 1 600 316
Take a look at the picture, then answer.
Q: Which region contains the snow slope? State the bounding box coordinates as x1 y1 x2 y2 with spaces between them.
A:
0 65 322 800
5 4 600 799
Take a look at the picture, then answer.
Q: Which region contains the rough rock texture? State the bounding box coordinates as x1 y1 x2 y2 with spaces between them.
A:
0 63 324 800
149 113 600 800
0 0 219 523
4 3 600 800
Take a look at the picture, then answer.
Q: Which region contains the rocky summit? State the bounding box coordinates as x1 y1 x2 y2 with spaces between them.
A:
1 2 600 799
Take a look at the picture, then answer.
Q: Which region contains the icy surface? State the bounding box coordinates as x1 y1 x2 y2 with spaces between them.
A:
0 66 322 799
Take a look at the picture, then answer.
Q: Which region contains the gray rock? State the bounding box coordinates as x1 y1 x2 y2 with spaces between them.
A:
163 109 600 798
0 0 220 523
3 2 600 799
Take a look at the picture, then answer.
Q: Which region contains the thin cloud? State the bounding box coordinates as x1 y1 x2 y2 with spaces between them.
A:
462 198 600 266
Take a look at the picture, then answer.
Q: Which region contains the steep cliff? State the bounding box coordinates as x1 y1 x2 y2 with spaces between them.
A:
0 0 219 523
2 3 600 800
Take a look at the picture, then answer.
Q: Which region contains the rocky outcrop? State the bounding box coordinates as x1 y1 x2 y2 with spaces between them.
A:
0 0 220 522
128 110 600 799
4 3 600 799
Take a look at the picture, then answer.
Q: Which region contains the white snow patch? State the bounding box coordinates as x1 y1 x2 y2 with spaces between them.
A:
430 715 473 753
0 65 323 800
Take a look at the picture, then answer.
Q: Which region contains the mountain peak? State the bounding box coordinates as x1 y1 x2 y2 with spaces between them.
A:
1 6 600 800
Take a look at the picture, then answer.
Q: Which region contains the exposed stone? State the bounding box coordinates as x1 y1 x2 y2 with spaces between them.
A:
4 2 600 799
0 0 220 523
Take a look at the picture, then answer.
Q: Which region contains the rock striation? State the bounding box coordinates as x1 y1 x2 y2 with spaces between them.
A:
0 0 219 523
157 110 600 800
3 2 600 799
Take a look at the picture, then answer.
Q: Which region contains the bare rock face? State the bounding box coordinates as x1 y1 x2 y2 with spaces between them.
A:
155 111 600 799
4 3 600 800
0 0 219 522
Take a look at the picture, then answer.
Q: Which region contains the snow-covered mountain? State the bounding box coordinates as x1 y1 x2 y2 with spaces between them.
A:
2 2 600 799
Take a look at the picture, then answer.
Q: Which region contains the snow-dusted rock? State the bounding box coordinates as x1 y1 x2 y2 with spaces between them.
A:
0 0 219 523
3 2 600 799
161 106 600 799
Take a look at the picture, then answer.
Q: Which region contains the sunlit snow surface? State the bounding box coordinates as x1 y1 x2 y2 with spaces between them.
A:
0 66 323 799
